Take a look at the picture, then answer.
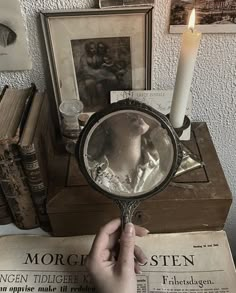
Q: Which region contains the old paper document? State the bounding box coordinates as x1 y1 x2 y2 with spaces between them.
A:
111 90 192 140
0 231 235 292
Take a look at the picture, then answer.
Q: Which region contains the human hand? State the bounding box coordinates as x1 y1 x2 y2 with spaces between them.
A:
85 218 148 293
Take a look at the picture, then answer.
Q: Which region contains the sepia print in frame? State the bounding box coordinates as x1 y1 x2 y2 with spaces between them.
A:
0 0 32 71
170 0 236 33
40 7 153 117
99 0 154 8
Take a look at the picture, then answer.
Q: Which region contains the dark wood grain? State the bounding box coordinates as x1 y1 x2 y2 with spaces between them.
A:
47 123 232 236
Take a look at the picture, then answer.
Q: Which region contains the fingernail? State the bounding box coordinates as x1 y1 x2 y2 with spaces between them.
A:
145 228 150 234
125 223 134 235
139 258 148 265
137 268 142 274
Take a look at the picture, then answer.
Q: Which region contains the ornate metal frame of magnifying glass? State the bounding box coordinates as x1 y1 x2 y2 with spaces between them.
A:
76 99 183 227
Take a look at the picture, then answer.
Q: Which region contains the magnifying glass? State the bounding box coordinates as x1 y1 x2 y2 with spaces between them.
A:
75 99 183 227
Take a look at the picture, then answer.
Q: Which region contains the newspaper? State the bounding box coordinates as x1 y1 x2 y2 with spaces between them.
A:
0 231 235 292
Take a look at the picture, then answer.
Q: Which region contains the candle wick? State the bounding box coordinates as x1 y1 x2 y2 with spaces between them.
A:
190 27 194 33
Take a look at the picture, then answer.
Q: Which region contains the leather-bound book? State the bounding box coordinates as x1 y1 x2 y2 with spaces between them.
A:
0 185 12 225
0 85 39 229
19 92 54 232
0 85 12 225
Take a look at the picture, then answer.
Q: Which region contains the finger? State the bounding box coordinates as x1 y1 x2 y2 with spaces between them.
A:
134 245 147 265
107 229 120 250
85 248 114 274
134 260 142 274
134 225 149 237
117 223 135 272
101 249 111 262
90 218 121 260
107 225 149 250
106 225 149 262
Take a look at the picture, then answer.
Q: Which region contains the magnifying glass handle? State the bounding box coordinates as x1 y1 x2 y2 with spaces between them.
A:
114 199 140 230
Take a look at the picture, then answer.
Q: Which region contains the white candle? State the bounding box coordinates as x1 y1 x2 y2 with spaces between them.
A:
170 9 202 128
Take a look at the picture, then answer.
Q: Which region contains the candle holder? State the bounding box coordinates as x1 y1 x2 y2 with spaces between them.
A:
166 114 203 176
174 143 203 177
166 114 191 138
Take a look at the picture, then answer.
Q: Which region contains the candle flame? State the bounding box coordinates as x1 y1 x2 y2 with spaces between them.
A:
188 8 196 31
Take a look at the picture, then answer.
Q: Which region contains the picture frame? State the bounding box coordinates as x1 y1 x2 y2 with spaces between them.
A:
40 7 153 116
99 0 154 8
0 0 32 71
170 0 236 34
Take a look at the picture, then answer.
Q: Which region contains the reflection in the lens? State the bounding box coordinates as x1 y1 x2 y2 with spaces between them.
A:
85 111 174 197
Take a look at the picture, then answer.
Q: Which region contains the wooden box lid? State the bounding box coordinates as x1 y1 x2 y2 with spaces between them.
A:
47 122 232 212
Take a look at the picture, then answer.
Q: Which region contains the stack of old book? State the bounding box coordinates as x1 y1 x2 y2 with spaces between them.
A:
0 84 55 231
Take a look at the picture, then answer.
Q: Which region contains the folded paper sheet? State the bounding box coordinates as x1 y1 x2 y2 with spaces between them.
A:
0 231 235 292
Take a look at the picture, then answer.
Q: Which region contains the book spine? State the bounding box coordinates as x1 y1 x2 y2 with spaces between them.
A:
20 145 51 231
18 84 37 139
0 85 12 225
0 185 12 225
0 144 39 229
0 85 8 101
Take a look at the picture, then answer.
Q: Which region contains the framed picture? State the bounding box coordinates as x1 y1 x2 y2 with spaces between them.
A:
0 0 31 71
40 7 153 115
99 0 154 8
170 0 236 33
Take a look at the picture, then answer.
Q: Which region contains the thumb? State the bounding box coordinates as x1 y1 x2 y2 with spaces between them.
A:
117 223 135 272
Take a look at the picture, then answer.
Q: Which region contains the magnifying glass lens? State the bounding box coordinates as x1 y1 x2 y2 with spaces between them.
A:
83 110 175 198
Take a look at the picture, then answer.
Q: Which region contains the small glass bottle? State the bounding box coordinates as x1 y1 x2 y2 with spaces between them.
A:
59 99 84 154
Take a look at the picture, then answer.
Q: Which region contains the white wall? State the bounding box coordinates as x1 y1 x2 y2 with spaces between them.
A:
0 0 235 255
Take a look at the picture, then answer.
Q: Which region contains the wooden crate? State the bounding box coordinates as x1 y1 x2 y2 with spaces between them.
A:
47 123 232 236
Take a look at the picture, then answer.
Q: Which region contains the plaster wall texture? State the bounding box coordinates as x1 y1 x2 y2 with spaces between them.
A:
0 0 235 254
